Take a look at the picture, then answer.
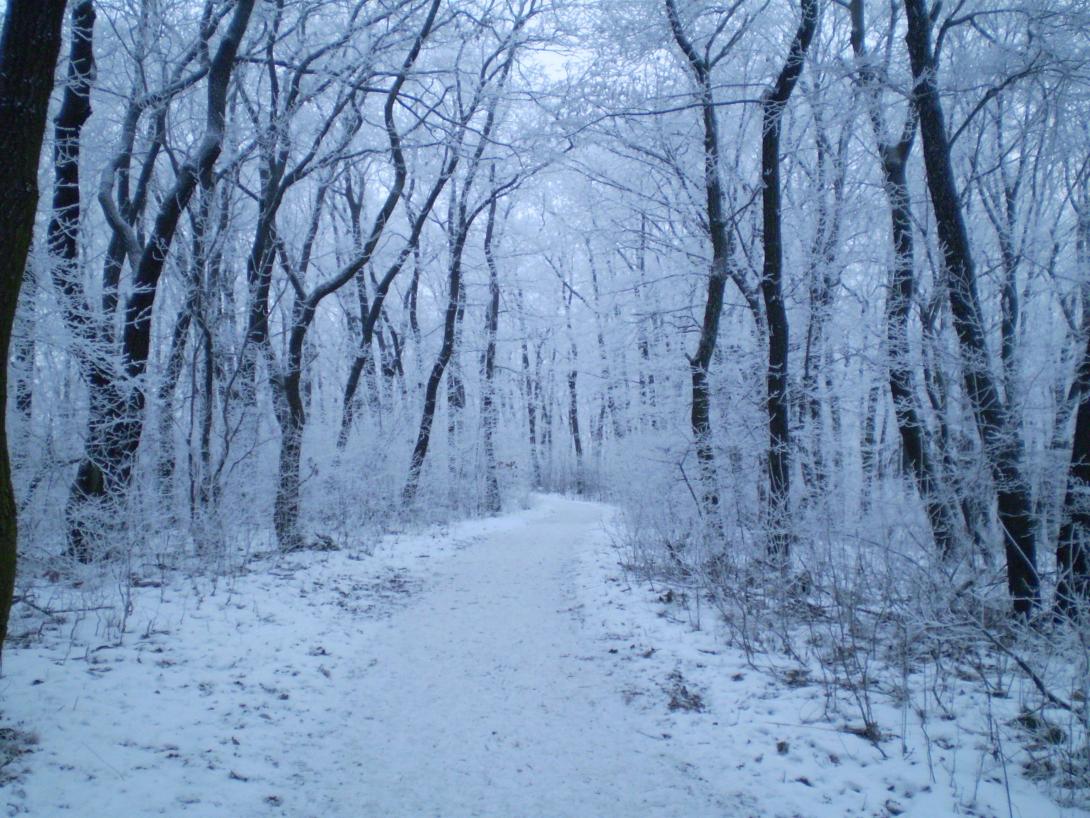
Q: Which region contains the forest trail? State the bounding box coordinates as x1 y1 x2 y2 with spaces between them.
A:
6 496 1067 817
337 494 730 816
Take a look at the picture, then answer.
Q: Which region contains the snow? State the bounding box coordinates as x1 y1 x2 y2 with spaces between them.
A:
1 495 1084 817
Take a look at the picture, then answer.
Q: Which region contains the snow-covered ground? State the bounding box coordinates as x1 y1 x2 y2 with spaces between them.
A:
0 495 1083 816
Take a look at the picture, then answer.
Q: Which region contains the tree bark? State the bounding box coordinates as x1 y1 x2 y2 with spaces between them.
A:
481 189 502 513
403 225 470 505
664 0 738 521
904 0 1039 613
849 0 959 554
760 0 818 559
0 0 68 661
1056 212 1090 615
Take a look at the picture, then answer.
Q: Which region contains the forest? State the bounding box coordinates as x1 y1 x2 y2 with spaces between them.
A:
1 0 1090 814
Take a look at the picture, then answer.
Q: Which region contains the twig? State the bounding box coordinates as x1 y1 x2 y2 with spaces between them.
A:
978 626 1084 723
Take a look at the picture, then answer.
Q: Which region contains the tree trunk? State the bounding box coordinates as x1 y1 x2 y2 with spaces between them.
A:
1056 212 1090 615
850 0 961 552
0 0 68 661
404 227 469 505
881 152 961 554
665 0 737 521
564 287 585 494
481 192 502 513
272 369 305 551
905 0 1039 613
759 0 818 559
516 289 541 486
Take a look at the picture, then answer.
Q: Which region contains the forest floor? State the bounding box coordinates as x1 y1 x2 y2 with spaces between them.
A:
0 494 1083 817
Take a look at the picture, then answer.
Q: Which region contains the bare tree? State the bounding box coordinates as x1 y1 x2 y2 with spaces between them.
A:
904 0 1039 613
849 0 960 555
759 0 818 559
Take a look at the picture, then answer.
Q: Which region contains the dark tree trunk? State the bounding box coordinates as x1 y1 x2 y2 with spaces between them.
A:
588 246 623 440
905 0 1039 613
0 0 68 661
516 289 541 486
850 0 960 553
404 228 470 505
567 363 584 492
759 0 818 559
446 316 466 490
1057 322 1090 615
156 300 194 502
799 107 844 506
881 152 960 554
860 384 881 512
41 0 113 563
665 0 737 520
272 367 306 551
481 192 502 513
564 288 585 494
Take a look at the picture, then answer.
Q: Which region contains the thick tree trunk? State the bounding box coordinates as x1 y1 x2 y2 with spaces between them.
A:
759 0 818 559
0 0 68 661
905 0 1039 613
272 370 305 552
1056 213 1090 615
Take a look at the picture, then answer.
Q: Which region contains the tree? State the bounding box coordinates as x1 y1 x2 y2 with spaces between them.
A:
402 3 536 504
759 0 818 558
663 0 739 522
904 0 1040 613
849 0 960 555
0 0 69 661
261 0 442 549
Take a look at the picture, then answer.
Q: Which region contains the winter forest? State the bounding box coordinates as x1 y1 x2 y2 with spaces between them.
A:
1 0 1090 814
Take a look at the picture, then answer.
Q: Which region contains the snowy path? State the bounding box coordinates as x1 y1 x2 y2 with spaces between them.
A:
6 495 1073 817
336 495 728 817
